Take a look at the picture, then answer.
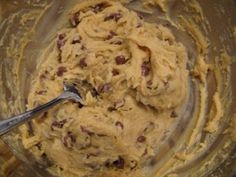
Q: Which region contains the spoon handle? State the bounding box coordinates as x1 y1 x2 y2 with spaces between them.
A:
0 96 63 136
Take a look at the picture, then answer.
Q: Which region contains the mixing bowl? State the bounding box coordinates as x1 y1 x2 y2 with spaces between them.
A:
0 0 235 176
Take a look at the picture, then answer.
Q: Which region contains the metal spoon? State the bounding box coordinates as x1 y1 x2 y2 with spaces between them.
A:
0 83 83 136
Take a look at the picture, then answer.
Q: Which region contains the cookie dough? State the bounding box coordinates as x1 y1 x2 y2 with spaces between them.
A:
22 0 188 176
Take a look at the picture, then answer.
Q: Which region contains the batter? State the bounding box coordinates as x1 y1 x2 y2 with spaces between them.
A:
21 0 188 176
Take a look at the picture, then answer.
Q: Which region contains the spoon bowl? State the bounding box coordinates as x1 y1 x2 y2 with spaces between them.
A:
0 83 83 136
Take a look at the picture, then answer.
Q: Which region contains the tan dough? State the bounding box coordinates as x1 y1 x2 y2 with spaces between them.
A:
22 0 188 176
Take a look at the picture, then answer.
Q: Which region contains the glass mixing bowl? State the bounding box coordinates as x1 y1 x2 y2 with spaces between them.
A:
0 0 235 176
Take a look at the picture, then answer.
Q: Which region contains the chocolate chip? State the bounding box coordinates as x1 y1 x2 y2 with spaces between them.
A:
58 33 66 40
141 61 151 76
80 126 95 136
115 55 126 65
69 132 76 143
170 111 178 118
106 31 117 40
56 66 67 77
112 69 119 76
72 36 81 44
137 135 146 143
92 2 109 13
97 83 111 93
63 137 69 147
136 23 142 28
57 33 66 49
147 80 153 85
108 107 116 112
104 12 122 22
79 58 87 68
113 156 125 169
142 148 148 156
63 131 76 148
115 121 124 129
81 45 86 50
70 12 80 27
105 160 112 167
51 119 67 130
